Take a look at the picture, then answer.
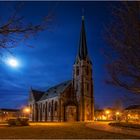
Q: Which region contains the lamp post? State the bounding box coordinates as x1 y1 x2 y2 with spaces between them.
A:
115 111 120 121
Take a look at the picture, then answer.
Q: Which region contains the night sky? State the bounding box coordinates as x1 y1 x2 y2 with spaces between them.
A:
0 1 139 109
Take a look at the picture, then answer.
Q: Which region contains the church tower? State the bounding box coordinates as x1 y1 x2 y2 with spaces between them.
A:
73 16 94 121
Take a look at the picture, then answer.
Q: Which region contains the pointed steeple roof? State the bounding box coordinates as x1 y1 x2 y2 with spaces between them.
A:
78 16 88 60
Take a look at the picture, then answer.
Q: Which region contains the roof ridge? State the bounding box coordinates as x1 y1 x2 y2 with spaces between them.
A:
46 80 71 91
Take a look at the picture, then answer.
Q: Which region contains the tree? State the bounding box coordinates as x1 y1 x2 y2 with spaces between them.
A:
0 2 52 56
105 2 140 94
113 99 123 110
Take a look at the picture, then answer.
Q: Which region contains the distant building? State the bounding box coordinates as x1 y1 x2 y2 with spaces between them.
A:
0 108 20 122
28 16 94 122
95 105 140 122
95 108 122 121
123 105 140 122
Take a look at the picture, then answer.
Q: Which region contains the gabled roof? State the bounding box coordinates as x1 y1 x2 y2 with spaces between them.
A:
125 105 140 110
39 80 71 101
31 89 44 102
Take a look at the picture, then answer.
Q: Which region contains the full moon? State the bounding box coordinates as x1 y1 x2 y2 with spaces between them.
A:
6 58 19 68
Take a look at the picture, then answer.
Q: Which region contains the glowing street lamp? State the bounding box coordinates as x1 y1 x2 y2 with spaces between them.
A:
105 110 110 115
23 107 30 118
23 107 30 114
116 112 120 115
128 114 131 117
115 111 120 121
105 110 110 120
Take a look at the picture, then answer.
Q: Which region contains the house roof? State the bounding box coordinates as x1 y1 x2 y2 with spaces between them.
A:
39 80 72 101
125 105 140 110
0 108 20 112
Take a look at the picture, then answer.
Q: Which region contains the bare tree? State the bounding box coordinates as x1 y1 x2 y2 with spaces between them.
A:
105 2 140 94
0 2 52 55
113 99 123 110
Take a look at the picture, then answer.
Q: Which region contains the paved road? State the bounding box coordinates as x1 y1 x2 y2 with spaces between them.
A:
86 121 140 137
0 122 139 139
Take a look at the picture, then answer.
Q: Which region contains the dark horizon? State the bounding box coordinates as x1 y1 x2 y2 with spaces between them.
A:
0 1 140 110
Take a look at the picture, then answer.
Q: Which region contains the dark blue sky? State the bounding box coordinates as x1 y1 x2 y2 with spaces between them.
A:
0 1 139 109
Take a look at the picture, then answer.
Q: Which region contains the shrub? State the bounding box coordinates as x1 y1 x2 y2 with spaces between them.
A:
7 118 29 126
7 119 16 126
20 118 29 126
109 122 140 129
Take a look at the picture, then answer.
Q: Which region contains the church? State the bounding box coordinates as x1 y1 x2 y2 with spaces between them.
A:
28 16 94 122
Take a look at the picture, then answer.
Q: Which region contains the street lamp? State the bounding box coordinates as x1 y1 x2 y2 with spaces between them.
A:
23 107 30 118
116 112 120 115
115 111 120 121
105 110 110 115
105 110 110 120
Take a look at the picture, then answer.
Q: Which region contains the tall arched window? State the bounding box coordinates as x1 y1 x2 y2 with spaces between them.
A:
76 67 79 76
54 102 58 111
87 83 89 92
86 66 89 75
49 102 51 112
43 104 45 112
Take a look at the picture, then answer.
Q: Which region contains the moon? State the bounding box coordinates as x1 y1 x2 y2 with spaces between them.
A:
6 58 19 68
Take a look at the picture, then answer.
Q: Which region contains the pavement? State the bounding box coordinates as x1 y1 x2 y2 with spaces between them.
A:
86 121 140 137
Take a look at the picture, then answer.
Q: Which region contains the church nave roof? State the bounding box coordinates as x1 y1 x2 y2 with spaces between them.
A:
39 80 72 101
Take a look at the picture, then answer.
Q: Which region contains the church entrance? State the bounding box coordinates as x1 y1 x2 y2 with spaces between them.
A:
66 106 77 122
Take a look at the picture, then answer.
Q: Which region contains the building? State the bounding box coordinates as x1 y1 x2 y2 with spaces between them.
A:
95 108 122 121
28 16 94 122
123 105 140 122
0 108 20 122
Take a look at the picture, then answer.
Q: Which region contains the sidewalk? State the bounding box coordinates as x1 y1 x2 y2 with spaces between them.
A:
86 121 140 137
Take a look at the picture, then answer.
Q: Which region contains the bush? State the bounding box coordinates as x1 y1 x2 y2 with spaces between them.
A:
7 118 29 126
109 122 140 129
7 119 16 126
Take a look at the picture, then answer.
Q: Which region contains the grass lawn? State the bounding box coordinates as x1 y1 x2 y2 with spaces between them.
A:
0 122 139 139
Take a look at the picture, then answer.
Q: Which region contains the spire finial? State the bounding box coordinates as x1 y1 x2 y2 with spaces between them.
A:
82 8 84 20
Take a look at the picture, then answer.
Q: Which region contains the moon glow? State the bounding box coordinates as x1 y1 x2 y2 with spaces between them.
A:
6 58 19 68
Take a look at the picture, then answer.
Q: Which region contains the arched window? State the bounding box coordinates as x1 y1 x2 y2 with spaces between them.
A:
76 83 78 91
49 102 51 112
30 105 32 112
40 103 42 110
87 83 89 92
43 104 45 112
54 102 58 111
86 66 89 75
45 102 47 110
76 67 79 76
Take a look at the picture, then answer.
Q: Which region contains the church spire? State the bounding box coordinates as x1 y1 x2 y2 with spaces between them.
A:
78 16 88 60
